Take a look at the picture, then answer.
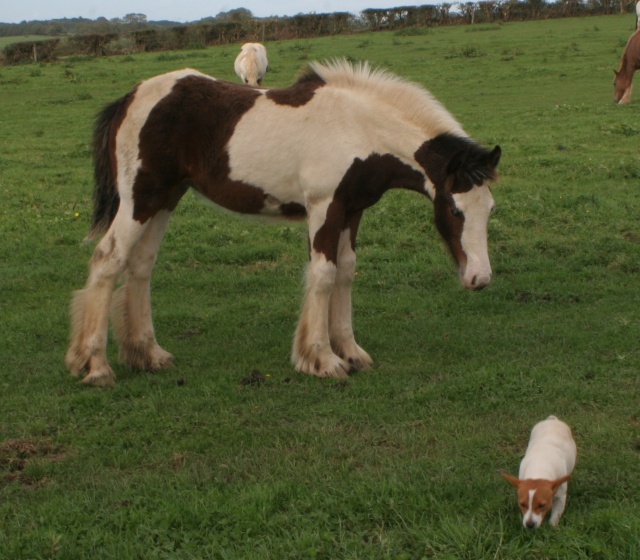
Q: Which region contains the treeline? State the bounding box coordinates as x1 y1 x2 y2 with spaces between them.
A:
2 1 634 64
0 13 175 38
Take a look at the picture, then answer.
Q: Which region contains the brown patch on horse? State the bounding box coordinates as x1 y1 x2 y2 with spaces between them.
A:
415 133 500 265
133 75 264 223
312 153 425 263
266 69 326 107
433 189 466 268
415 133 499 194
280 201 307 218
347 211 363 251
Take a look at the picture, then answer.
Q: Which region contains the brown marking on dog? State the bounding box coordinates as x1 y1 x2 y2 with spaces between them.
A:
312 153 425 263
266 69 325 107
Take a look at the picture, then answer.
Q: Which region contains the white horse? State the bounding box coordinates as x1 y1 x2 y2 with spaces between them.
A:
66 60 500 386
234 43 268 86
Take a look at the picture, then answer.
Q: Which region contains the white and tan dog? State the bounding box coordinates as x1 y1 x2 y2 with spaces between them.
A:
501 415 577 529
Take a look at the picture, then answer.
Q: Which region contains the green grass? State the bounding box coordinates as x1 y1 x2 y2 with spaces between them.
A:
0 35 52 49
1 14 640 560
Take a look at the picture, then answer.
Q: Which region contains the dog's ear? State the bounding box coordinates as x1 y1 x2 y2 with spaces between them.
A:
550 473 572 492
499 471 521 487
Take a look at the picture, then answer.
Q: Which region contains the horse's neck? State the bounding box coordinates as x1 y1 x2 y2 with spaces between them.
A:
618 53 633 79
629 34 640 71
619 55 629 77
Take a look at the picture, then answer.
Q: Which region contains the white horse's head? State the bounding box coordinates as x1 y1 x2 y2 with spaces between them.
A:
417 134 501 290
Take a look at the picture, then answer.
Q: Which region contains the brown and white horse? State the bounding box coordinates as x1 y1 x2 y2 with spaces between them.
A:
66 59 501 386
614 29 640 104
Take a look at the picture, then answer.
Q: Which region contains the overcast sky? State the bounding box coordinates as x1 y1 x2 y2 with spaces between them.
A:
2 1 407 24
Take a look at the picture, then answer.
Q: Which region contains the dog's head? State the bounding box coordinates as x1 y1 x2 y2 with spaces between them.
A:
501 472 572 528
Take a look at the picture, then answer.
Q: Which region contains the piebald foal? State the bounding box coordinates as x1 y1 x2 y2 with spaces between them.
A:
66 60 500 386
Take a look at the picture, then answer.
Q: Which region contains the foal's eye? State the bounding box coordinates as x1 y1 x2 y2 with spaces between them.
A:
451 207 462 218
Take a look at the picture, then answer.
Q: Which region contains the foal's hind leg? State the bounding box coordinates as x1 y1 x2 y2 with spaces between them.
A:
66 210 148 386
328 213 372 371
111 210 173 371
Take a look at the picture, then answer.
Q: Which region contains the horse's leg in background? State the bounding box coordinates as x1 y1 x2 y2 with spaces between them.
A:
111 210 173 371
328 211 373 371
293 200 350 378
66 207 148 386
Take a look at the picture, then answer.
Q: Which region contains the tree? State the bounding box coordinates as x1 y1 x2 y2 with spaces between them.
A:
123 13 148 28
215 8 253 22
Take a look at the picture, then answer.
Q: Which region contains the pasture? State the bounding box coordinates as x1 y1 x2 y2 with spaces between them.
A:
0 35 51 49
1 13 639 559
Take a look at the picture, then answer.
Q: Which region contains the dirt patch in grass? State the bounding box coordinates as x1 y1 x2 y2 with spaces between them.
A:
0 438 66 487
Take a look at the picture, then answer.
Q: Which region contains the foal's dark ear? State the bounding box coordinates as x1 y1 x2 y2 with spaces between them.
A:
489 145 501 168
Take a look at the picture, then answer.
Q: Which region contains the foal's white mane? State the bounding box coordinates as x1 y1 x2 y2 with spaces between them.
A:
308 59 466 139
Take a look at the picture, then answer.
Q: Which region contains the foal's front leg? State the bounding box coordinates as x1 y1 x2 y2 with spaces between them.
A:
328 215 372 371
292 201 350 378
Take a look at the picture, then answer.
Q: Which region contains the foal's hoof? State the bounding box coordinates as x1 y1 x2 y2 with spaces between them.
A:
293 348 350 379
346 351 373 372
334 342 373 372
120 342 174 371
80 366 116 387
317 359 350 379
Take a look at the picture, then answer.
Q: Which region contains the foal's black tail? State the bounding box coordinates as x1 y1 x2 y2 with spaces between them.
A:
88 93 131 239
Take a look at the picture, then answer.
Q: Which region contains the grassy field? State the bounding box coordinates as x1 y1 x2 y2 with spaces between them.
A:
0 35 52 49
1 13 639 559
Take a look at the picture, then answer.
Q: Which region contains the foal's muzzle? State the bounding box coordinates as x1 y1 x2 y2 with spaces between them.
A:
462 271 492 291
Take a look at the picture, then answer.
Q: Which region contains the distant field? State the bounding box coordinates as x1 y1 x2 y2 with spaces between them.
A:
1 14 639 560
0 34 51 48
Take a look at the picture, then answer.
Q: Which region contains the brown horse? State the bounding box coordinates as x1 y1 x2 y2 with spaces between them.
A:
614 29 640 104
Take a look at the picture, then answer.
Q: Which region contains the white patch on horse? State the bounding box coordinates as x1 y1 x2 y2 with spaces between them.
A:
453 185 494 289
227 61 460 204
